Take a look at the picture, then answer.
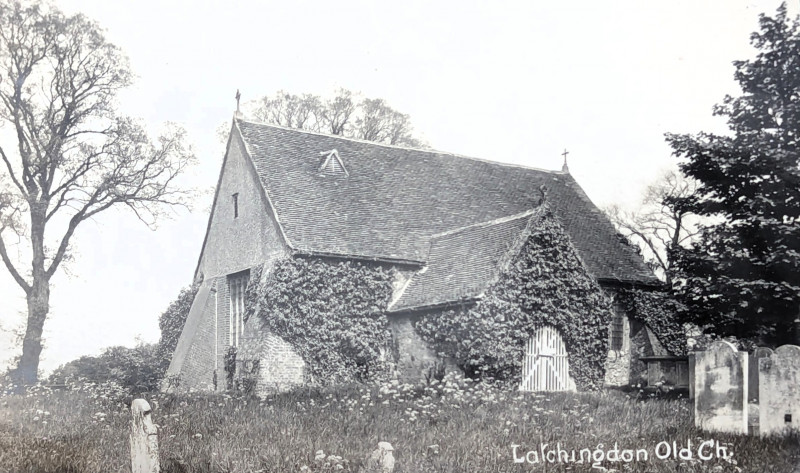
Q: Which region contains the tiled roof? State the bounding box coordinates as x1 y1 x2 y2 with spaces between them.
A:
389 209 540 312
235 119 658 285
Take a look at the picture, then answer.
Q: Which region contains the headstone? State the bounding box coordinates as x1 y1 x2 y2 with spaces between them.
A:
759 345 800 436
748 347 774 402
694 341 748 434
130 399 160 473
361 441 395 473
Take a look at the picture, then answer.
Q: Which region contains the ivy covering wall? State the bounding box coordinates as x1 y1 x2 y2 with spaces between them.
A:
245 257 396 384
614 288 687 356
415 211 614 391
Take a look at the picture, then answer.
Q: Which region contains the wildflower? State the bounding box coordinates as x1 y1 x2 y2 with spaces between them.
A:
193 433 203 439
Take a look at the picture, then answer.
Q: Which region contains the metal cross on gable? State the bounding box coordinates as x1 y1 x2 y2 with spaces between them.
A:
561 148 570 173
235 89 241 112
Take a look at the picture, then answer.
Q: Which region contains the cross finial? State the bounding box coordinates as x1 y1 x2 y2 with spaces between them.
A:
561 148 570 173
235 89 241 112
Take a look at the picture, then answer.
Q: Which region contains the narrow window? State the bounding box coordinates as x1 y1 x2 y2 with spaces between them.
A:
232 193 239 218
228 271 249 347
610 313 624 351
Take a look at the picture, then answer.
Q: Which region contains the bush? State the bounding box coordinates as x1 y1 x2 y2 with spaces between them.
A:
47 342 161 394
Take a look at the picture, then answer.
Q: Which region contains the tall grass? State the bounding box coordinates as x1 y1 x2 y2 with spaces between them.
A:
1 376 799 472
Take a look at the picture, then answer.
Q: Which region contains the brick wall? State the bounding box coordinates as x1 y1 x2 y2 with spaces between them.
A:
215 275 230 389
166 280 218 392
237 315 305 395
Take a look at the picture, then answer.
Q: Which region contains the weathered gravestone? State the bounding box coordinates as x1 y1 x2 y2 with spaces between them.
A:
748 347 774 403
759 345 800 436
694 341 748 434
131 399 160 473
360 442 395 473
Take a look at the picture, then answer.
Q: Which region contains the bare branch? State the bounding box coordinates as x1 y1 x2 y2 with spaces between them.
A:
0 231 30 293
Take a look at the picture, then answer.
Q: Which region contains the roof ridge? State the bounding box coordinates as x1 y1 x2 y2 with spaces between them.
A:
430 206 545 240
235 117 566 175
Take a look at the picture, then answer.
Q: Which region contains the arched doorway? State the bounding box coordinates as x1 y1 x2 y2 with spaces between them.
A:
520 326 573 391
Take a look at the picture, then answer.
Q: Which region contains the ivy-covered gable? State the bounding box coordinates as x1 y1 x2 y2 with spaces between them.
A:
415 209 614 390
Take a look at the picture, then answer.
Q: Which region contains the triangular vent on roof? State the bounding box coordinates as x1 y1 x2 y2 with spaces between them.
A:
318 149 348 176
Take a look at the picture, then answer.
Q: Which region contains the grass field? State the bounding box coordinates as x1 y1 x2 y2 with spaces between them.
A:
1 376 799 473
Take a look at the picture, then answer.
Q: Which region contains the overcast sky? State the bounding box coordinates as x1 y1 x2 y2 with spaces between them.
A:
0 0 792 374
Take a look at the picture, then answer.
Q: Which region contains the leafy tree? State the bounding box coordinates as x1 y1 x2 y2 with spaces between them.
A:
246 88 426 148
604 170 701 284
155 284 198 374
156 284 199 374
666 3 800 344
0 1 195 385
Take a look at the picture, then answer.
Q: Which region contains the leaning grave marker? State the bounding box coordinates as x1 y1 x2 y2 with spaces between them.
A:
694 340 748 434
758 345 800 436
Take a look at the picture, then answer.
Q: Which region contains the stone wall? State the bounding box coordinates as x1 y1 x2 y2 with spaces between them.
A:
389 313 441 382
604 299 631 386
602 292 670 388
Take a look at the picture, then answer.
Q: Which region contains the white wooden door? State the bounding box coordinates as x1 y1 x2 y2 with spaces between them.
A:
520 326 570 391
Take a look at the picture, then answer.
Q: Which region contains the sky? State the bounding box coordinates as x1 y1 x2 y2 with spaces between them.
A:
0 0 793 374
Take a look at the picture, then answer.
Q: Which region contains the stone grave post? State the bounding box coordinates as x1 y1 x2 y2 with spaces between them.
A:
131 399 160 473
748 347 773 403
694 340 748 434
759 345 800 436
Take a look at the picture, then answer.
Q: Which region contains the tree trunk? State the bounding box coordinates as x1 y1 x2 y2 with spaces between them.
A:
17 279 50 385
15 201 50 386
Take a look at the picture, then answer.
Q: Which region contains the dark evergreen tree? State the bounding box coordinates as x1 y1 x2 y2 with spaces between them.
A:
667 3 800 344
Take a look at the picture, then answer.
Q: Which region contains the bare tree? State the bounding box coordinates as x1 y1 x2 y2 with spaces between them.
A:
353 98 420 146
250 91 323 132
604 170 701 284
321 88 356 136
247 88 426 147
0 1 195 385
